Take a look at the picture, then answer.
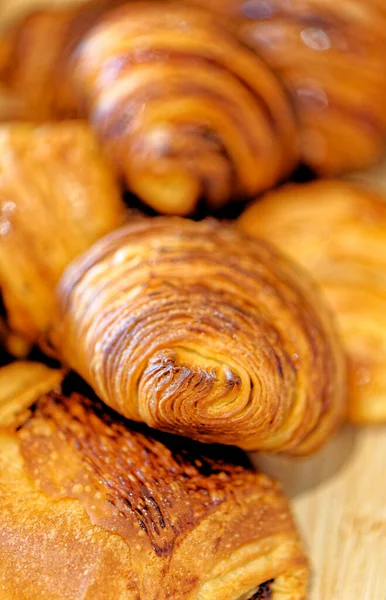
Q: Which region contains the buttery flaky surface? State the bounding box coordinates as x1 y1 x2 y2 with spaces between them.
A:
239 180 386 424
190 0 386 175
51 217 346 455
0 1 297 215
0 122 125 343
0 362 308 600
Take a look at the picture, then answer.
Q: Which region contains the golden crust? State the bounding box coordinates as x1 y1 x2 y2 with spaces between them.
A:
239 180 386 423
0 363 308 599
51 217 346 454
189 0 386 175
0 122 125 343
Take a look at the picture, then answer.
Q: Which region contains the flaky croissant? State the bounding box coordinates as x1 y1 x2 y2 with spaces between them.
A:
50 217 346 454
0 361 309 600
239 180 386 424
0 1 297 215
0 122 126 343
189 0 386 175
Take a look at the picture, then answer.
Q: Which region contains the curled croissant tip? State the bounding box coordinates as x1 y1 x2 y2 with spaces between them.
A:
138 348 247 438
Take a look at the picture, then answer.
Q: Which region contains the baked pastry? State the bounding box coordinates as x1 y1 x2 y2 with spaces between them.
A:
0 1 298 214
0 122 125 344
189 0 386 175
51 217 346 454
0 360 63 427
0 1 122 121
0 361 309 599
239 180 386 423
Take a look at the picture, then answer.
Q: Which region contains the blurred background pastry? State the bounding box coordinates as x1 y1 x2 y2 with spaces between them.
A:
190 0 386 175
239 180 386 423
0 1 298 215
0 122 126 344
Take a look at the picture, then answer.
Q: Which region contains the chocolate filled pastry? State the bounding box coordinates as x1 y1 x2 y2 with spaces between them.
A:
50 217 346 454
0 122 126 344
0 361 308 599
0 1 297 215
239 180 386 423
189 0 386 175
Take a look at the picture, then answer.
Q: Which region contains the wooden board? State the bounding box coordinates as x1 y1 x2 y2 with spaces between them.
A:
253 425 386 599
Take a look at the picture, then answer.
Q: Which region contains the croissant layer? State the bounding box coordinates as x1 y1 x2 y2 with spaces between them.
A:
0 362 308 600
239 180 386 423
51 216 346 454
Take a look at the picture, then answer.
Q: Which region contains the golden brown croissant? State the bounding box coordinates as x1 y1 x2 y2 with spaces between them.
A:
239 180 386 424
0 1 298 215
50 217 346 454
0 361 309 600
189 0 386 175
0 122 126 343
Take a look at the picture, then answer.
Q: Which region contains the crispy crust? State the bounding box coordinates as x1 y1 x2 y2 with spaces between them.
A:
0 364 308 599
52 217 346 454
239 180 386 423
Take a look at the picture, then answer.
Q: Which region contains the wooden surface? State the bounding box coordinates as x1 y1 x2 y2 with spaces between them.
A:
253 425 386 600
1 2 386 599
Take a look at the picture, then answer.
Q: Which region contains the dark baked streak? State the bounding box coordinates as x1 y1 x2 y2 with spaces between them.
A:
251 580 273 599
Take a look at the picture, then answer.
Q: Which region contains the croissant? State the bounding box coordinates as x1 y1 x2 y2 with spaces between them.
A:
0 122 126 343
49 216 346 454
0 361 308 600
239 180 386 424
189 0 386 175
0 1 297 214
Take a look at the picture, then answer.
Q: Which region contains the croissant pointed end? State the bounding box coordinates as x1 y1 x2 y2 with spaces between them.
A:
127 163 200 216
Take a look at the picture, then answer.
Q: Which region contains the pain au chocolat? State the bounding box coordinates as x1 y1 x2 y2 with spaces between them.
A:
0 1 297 215
0 361 308 600
239 180 386 423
